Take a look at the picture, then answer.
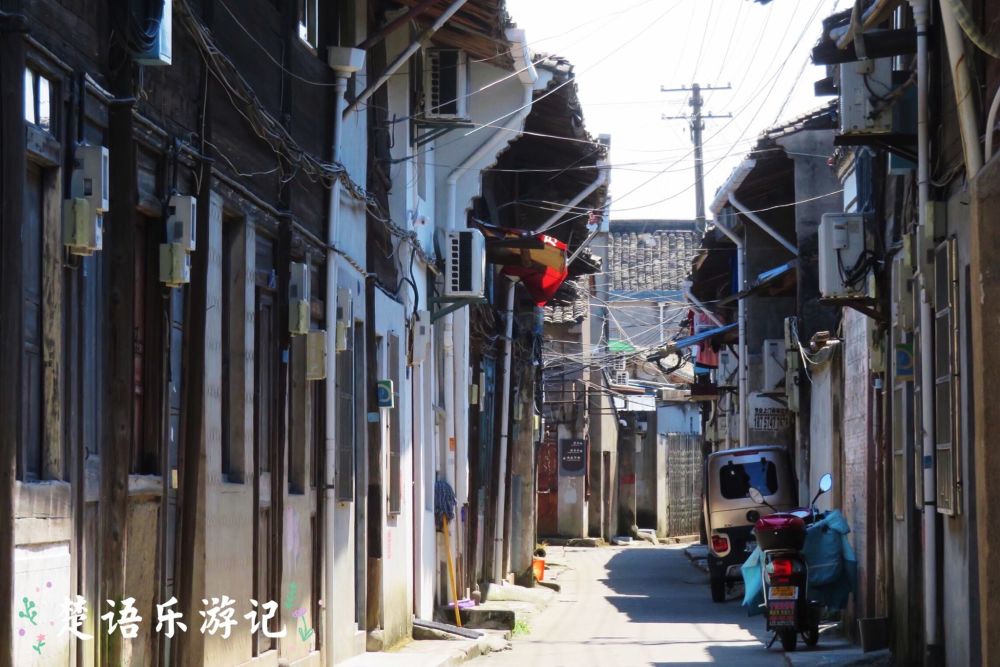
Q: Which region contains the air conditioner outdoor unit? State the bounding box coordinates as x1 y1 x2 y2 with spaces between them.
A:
444 230 485 298
839 58 893 135
818 213 867 298
763 339 785 392
424 49 469 119
614 371 629 385
135 0 172 66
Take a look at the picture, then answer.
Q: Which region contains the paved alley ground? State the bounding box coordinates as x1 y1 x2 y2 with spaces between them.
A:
469 544 784 667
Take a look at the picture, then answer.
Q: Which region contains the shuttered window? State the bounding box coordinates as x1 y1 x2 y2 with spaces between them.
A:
934 239 960 515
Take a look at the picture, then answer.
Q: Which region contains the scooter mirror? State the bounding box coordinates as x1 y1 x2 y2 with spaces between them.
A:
748 487 765 504
819 473 833 493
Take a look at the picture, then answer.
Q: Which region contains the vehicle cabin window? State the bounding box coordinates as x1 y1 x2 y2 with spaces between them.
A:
719 458 778 500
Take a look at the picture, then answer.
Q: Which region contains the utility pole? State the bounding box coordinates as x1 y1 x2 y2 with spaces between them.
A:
662 83 732 232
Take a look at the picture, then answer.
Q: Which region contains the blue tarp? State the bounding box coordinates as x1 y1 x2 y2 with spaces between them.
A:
741 510 857 615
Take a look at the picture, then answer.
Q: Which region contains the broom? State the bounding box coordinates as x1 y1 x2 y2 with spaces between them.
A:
434 479 462 627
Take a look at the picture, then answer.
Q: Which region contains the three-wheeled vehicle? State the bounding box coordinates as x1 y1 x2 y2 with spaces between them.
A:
703 446 796 602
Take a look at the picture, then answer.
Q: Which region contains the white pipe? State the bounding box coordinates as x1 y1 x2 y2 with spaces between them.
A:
535 163 610 234
985 84 1000 162
441 28 536 585
683 281 724 327
344 0 470 119
730 195 798 257
940 0 983 178
909 0 939 651
714 213 748 447
324 51 362 665
493 280 516 581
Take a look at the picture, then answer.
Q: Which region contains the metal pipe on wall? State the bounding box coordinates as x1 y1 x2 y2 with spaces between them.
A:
729 194 798 256
493 280 517 582
713 213 748 447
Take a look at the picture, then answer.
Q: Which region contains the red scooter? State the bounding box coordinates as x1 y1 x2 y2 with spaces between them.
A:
748 473 833 651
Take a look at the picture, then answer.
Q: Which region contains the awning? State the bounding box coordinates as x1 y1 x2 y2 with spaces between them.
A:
738 260 797 299
646 322 738 361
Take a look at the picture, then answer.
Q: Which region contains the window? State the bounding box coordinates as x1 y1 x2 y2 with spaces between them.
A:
387 333 402 515
934 238 960 515
23 68 52 131
892 334 913 521
20 165 44 480
130 217 165 475
221 217 249 483
718 459 778 500
298 0 318 49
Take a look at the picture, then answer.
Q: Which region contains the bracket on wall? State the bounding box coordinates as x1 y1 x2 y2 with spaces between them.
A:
820 296 887 324
430 296 486 322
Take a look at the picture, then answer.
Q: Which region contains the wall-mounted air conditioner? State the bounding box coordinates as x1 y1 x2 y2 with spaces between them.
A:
136 0 172 66
444 230 485 298
424 49 469 119
289 262 310 335
763 339 785 392
839 58 893 135
166 194 196 252
818 213 867 298
614 371 629 385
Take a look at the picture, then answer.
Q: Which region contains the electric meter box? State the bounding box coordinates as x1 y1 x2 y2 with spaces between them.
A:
166 194 197 252
160 242 191 287
71 145 109 213
63 197 103 255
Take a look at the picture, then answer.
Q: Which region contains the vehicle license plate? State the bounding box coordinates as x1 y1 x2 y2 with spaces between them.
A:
768 586 798 600
768 599 797 627
744 540 757 553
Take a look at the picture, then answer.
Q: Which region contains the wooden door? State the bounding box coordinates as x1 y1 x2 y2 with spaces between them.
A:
537 431 558 536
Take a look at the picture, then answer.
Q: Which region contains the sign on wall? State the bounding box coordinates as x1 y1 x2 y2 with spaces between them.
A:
559 438 587 477
749 393 792 440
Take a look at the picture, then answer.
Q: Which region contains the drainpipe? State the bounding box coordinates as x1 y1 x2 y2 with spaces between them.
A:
683 281 724 327
323 46 365 664
443 28 537 582
939 0 983 177
909 0 940 656
729 195 798 256
494 279 517 581
344 0 470 119
714 212 748 447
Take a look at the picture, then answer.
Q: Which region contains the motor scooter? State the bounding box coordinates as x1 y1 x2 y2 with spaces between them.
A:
745 473 836 651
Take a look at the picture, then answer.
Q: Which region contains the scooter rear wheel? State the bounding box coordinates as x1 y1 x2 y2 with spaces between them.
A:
780 629 798 651
802 626 819 646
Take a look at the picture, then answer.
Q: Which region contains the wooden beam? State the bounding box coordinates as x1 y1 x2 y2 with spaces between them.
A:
0 9 28 667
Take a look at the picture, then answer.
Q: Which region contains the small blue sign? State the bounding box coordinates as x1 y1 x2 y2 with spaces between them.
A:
377 380 395 408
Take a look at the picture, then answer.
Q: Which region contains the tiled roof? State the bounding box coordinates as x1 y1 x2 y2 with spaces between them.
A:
544 279 590 324
607 223 700 294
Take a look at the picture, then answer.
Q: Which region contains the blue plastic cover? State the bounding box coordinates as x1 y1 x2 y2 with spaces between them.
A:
741 510 857 614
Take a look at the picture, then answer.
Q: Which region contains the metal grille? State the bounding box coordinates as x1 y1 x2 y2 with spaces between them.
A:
664 433 703 536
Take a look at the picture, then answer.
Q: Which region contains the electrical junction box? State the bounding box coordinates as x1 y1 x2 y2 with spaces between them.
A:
818 213 867 298
410 309 431 365
63 197 103 256
306 330 326 381
166 194 196 252
289 262 310 335
376 380 395 409
444 230 485 298
159 242 190 287
839 58 893 135
135 0 172 66
763 339 786 392
71 145 109 213
335 287 352 351
716 348 738 388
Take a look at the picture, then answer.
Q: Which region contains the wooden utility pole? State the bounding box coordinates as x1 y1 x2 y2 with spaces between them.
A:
661 83 732 233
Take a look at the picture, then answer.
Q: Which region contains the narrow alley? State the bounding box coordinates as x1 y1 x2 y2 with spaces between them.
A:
471 546 782 667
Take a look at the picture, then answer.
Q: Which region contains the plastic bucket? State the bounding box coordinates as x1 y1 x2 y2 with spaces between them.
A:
532 557 545 582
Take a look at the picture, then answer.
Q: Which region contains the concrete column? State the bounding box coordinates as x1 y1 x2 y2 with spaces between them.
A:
510 378 537 585
971 156 1000 666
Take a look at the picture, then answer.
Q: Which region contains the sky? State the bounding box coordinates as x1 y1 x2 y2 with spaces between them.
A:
503 0 849 221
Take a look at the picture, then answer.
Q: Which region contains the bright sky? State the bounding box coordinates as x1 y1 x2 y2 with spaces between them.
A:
503 0 850 221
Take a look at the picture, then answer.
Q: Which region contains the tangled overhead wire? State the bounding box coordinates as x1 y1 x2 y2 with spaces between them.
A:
175 0 433 267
